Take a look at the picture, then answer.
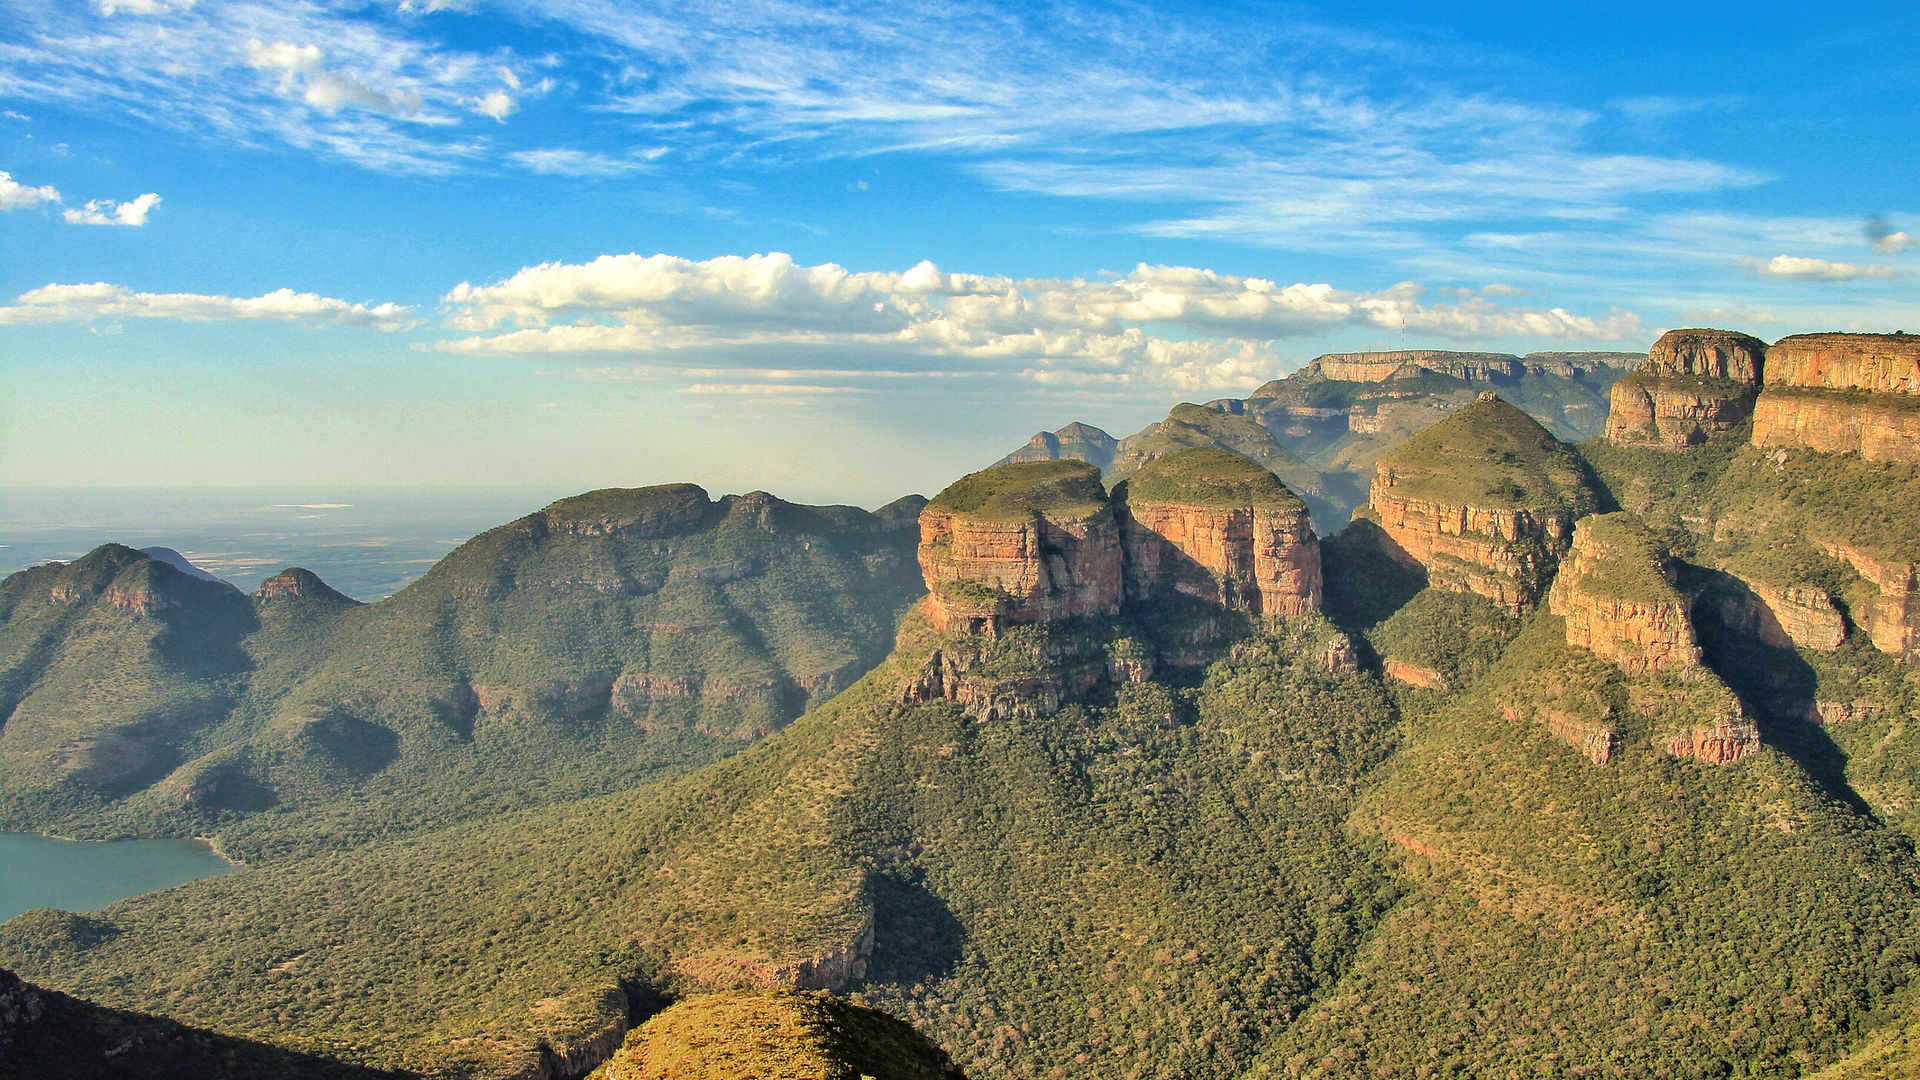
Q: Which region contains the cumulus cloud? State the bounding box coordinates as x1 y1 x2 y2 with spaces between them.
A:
63 192 160 226
0 282 416 329
0 171 61 210
469 89 514 121
1867 217 1911 255
434 252 1642 395
1742 255 1897 281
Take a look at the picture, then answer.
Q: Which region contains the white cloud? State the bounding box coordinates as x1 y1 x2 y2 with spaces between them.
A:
94 0 194 14
246 39 423 116
62 192 160 226
0 282 417 329
0 171 61 210
469 89 514 121
1874 231 1912 255
1742 255 1898 282
433 252 1643 395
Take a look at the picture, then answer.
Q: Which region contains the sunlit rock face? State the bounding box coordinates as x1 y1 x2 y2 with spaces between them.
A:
1116 447 1321 618
1605 329 1766 451
917 460 1123 636
1548 514 1702 676
1365 393 1598 613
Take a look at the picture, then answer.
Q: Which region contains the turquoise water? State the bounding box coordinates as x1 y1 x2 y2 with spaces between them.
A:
0 833 241 923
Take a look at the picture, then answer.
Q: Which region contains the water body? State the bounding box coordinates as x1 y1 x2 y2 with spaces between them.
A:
0 833 241 923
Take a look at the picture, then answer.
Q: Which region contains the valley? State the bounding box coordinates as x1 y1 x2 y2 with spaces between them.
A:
5 331 1920 1079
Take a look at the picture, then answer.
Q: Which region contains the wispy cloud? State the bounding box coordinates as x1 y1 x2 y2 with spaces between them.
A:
1741 255 1898 281
0 282 417 328
0 170 61 209
63 191 160 226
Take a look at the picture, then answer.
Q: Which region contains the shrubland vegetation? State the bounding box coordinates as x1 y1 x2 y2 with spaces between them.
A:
0 488 927 860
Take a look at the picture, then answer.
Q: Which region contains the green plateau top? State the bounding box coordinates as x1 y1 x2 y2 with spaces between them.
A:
928 459 1110 521
1563 512 1681 606
1377 394 1599 514
1121 446 1307 514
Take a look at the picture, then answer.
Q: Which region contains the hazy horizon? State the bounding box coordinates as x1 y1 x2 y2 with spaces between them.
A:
3 1 1916 500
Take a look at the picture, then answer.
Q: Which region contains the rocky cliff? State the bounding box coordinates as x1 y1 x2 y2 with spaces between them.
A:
917 461 1123 635
1750 387 1920 462
1547 514 1702 675
1763 332 1920 394
1646 327 1768 382
1605 329 1765 450
1744 333 1920 461
1365 394 1599 612
1116 448 1321 617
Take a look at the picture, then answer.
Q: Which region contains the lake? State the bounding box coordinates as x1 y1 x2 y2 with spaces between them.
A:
0 833 241 924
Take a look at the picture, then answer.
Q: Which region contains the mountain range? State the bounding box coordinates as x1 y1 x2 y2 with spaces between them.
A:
5 331 1920 1079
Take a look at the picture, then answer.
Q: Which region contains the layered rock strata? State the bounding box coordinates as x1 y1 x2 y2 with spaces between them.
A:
1366 394 1596 612
1116 447 1321 617
1606 329 1766 450
918 461 1123 635
1748 333 1920 461
1763 332 1920 394
1750 389 1920 462
1819 542 1919 663
1548 514 1702 675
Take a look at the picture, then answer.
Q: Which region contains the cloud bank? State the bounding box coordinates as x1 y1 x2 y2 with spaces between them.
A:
0 282 417 329
436 252 1643 395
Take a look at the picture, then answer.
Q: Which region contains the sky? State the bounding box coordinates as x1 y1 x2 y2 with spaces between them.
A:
1 0 1915 506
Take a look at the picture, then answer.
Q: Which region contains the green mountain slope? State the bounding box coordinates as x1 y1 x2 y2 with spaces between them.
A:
0 487 928 859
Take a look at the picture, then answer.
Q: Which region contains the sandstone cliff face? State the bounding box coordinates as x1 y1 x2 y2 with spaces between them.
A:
1604 329 1765 451
1547 515 1702 675
1645 328 1768 382
917 504 1123 635
1367 482 1575 612
1819 542 1919 663
1606 376 1757 450
1744 579 1847 651
1750 389 1920 462
1119 497 1320 617
1764 332 1920 394
1364 394 1596 613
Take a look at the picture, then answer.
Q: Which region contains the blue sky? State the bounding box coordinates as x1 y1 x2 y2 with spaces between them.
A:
1 0 1915 505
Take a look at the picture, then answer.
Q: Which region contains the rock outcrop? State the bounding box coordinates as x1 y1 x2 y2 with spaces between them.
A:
1646 328 1769 382
252 567 352 605
1606 329 1765 450
1746 333 1920 461
1366 394 1598 612
1763 332 1920 394
1744 579 1847 651
1750 388 1920 462
1116 447 1321 617
1548 514 1702 674
918 461 1123 635
1819 542 1919 663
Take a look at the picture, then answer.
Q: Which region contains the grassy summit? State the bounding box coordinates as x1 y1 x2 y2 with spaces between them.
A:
1120 446 1307 514
927 459 1109 521
1377 394 1599 514
1562 512 1683 606
596 990 956 1080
